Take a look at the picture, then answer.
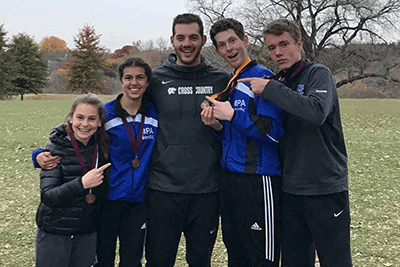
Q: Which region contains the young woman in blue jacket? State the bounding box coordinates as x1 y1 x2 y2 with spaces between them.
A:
33 58 158 267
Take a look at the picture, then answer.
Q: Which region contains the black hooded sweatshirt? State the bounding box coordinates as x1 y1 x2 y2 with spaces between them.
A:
147 54 230 194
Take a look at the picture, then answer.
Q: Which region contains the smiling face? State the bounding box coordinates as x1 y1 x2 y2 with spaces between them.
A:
264 31 303 71
121 66 149 101
171 23 206 67
214 29 249 69
69 103 101 145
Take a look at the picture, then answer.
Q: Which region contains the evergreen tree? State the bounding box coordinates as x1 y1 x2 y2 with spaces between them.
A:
0 24 18 99
7 33 48 100
65 24 111 93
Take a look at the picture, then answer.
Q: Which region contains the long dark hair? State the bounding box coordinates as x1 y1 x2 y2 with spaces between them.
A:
67 93 109 158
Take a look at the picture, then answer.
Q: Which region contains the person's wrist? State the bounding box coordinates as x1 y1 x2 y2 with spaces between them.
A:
228 110 236 122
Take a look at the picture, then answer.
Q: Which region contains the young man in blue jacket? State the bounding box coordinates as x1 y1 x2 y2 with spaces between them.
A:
239 19 352 267
201 18 283 267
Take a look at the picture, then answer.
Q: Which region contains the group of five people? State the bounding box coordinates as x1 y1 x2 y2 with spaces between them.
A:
32 12 352 267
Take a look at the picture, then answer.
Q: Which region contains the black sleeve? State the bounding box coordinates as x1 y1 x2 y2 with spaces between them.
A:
262 67 336 126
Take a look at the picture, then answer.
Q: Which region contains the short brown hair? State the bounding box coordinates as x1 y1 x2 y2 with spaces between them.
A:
210 18 245 48
263 19 301 42
172 13 204 37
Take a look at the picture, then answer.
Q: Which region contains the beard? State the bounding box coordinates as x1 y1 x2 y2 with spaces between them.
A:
175 47 202 66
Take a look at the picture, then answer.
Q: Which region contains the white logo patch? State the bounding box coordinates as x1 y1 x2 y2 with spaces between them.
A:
233 99 246 112
178 87 193 95
162 80 173 85
234 99 246 107
195 86 213 94
168 87 177 95
251 222 262 231
142 127 155 140
334 210 344 217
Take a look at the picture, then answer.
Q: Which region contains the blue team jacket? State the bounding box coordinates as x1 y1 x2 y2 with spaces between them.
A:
104 94 158 203
220 63 283 176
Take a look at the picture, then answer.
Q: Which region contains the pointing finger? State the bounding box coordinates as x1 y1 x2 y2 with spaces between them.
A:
98 163 111 172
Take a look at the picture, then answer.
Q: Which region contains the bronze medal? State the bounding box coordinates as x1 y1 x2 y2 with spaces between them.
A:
86 193 96 204
132 158 140 168
122 116 145 170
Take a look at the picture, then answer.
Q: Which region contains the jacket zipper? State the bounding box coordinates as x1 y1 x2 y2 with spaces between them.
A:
224 123 233 168
128 119 136 200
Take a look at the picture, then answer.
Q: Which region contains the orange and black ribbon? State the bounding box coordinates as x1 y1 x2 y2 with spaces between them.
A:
210 57 252 102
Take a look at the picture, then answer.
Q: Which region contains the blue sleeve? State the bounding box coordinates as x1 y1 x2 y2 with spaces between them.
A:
230 96 283 144
229 67 283 144
32 148 45 168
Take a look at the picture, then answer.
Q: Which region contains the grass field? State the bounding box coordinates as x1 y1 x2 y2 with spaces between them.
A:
0 95 399 266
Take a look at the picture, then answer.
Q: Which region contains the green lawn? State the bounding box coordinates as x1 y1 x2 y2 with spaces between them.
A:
0 97 399 266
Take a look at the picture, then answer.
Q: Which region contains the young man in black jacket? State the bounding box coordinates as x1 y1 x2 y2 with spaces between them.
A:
145 13 230 267
239 19 352 267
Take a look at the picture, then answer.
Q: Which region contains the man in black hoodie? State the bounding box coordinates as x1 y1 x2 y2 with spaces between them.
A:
145 13 230 267
239 19 352 267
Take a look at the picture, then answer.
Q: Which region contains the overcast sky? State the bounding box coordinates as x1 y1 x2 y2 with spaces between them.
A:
1 0 188 52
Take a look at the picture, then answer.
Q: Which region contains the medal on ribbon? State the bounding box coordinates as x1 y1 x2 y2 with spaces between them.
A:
85 189 96 204
122 115 145 168
66 124 99 204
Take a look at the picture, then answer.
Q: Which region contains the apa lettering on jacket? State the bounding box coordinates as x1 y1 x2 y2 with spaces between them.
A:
142 127 155 140
233 98 247 112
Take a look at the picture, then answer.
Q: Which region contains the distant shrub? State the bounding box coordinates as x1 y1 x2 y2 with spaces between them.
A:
338 80 400 99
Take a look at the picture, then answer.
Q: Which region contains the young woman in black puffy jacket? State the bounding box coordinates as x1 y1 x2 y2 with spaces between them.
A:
35 93 111 267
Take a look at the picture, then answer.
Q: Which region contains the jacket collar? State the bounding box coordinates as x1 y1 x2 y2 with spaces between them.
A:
282 59 306 79
114 93 150 118
164 53 209 74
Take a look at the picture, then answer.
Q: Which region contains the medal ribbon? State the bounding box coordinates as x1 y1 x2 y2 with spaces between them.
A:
289 59 305 78
263 59 306 81
66 124 98 175
210 57 252 101
121 115 145 159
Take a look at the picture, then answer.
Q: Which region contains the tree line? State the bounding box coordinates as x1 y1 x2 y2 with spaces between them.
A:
2 0 400 100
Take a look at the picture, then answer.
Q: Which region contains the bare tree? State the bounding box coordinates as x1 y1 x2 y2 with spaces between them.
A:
187 0 235 28
187 0 400 60
186 0 400 87
156 37 171 51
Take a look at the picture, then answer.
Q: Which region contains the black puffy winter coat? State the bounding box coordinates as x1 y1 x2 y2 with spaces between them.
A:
36 123 109 235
